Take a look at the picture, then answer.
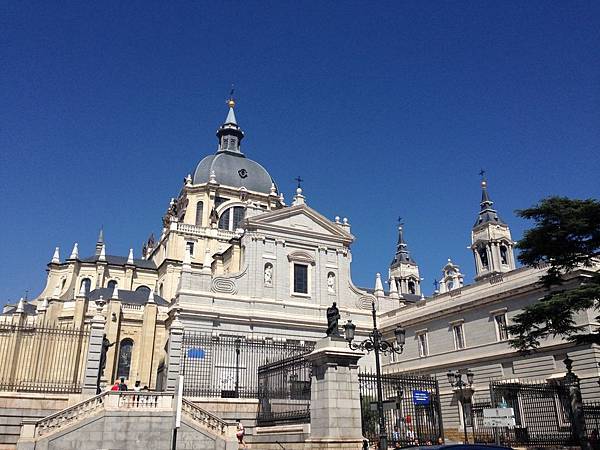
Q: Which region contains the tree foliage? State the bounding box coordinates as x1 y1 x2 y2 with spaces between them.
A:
508 197 600 352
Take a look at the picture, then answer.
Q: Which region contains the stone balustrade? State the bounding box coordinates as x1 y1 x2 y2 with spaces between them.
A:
122 303 144 312
30 391 107 437
181 398 231 435
19 391 234 443
177 222 237 240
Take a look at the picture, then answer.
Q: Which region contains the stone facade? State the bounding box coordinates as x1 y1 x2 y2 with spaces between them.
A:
380 264 600 437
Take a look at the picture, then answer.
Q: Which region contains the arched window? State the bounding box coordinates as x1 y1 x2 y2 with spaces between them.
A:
117 338 133 380
195 201 204 227
107 280 117 297
408 280 416 295
80 278 91 296
218 206 246 231
135 286 151 298
479 248 489 270
500 245 509 265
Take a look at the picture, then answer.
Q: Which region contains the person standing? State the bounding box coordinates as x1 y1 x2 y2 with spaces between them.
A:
118 377 128 391
236 421 247 448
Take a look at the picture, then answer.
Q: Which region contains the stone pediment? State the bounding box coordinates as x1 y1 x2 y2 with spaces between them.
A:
246 204 354 243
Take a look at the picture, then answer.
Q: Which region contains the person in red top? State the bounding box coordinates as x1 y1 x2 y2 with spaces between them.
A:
110 380 120 391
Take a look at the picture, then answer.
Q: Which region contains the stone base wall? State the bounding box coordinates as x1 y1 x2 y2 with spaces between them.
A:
0 392 74 450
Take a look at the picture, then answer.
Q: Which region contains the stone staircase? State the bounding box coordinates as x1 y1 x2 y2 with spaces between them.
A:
17 391 238 449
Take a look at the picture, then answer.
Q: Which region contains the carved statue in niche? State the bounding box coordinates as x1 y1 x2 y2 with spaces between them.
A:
264 264 273 287
327 272 336 293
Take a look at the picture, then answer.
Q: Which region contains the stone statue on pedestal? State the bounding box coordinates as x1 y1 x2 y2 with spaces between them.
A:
326 302 340 337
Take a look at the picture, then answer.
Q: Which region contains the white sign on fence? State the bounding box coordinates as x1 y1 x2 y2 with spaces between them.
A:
483 416 516 427
483 407 515 428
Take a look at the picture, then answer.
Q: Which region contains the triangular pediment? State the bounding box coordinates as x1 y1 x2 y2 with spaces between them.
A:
246 204 354 242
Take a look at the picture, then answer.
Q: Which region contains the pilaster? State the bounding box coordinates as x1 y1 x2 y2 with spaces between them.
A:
165 312 184 392
82 307 106 396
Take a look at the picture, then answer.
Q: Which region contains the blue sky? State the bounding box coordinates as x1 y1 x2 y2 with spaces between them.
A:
1 1 599 302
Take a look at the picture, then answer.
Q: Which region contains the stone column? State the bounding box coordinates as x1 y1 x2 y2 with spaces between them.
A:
305 336 365 449
82 306 106 396
165 312 184 392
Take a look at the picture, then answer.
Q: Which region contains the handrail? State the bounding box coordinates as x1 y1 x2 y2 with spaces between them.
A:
181 398 229 435
36 391 108 436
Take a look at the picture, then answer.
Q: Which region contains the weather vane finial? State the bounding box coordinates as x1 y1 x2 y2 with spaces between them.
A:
479 168 486 179
398 216 404 228
227 84 235 108
294 176 304 189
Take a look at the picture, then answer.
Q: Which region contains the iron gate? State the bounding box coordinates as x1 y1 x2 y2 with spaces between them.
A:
181 331 314 398
473 379 576 447
257 353 312 426
359 372 444 447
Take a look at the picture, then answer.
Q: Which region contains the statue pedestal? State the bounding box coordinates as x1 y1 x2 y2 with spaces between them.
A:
305 336 365 449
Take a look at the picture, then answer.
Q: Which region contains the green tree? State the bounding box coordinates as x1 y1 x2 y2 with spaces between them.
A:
508 197 600 352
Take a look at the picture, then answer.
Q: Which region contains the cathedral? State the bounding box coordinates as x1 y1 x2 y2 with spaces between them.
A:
3 98 599 443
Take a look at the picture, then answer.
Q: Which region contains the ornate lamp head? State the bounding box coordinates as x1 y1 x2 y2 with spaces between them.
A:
447 370 456 386
466 370 475 385
394 326 406 347
344 320 356 343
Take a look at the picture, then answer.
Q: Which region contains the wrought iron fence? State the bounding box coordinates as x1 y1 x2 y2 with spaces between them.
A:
359 372 444 447
257 353 312 426
472 379 577 447
583 401 600 442
181 330 314 398
0 322 90 393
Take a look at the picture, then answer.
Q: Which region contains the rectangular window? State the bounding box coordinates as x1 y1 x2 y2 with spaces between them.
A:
453 323 466 350
495 313 509 341
293 264 308 294
186 241 194 256
417 332 429 357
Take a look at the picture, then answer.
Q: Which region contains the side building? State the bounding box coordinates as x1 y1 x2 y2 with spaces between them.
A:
380 179 600 440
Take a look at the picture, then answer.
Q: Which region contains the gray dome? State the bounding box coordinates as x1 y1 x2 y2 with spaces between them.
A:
192 151 274 194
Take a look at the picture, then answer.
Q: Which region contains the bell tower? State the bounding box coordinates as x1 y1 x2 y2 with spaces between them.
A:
389 222 421 296
470 175 516 281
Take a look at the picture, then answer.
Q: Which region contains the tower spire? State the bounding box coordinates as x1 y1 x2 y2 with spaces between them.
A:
391 219 415 266
95 227 104 256
475 174 504 227
216 90 244 154
389 219 421 296
471 174 516 281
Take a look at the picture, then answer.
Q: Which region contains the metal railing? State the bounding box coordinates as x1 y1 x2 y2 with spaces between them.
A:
0 322 89 393
359 372 444 447
473 379 577 447
181 331 314 398
257 353 312 426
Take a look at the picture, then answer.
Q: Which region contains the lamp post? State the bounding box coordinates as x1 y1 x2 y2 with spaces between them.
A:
234 338 241 398
446 369 474 444
343 300 405 450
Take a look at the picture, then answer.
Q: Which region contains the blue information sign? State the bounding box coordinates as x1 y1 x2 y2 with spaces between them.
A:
412 390 430 405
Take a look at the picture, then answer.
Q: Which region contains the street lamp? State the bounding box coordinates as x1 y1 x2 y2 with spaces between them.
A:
447 369 475 444
344 300 405 450
234 338 241 398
